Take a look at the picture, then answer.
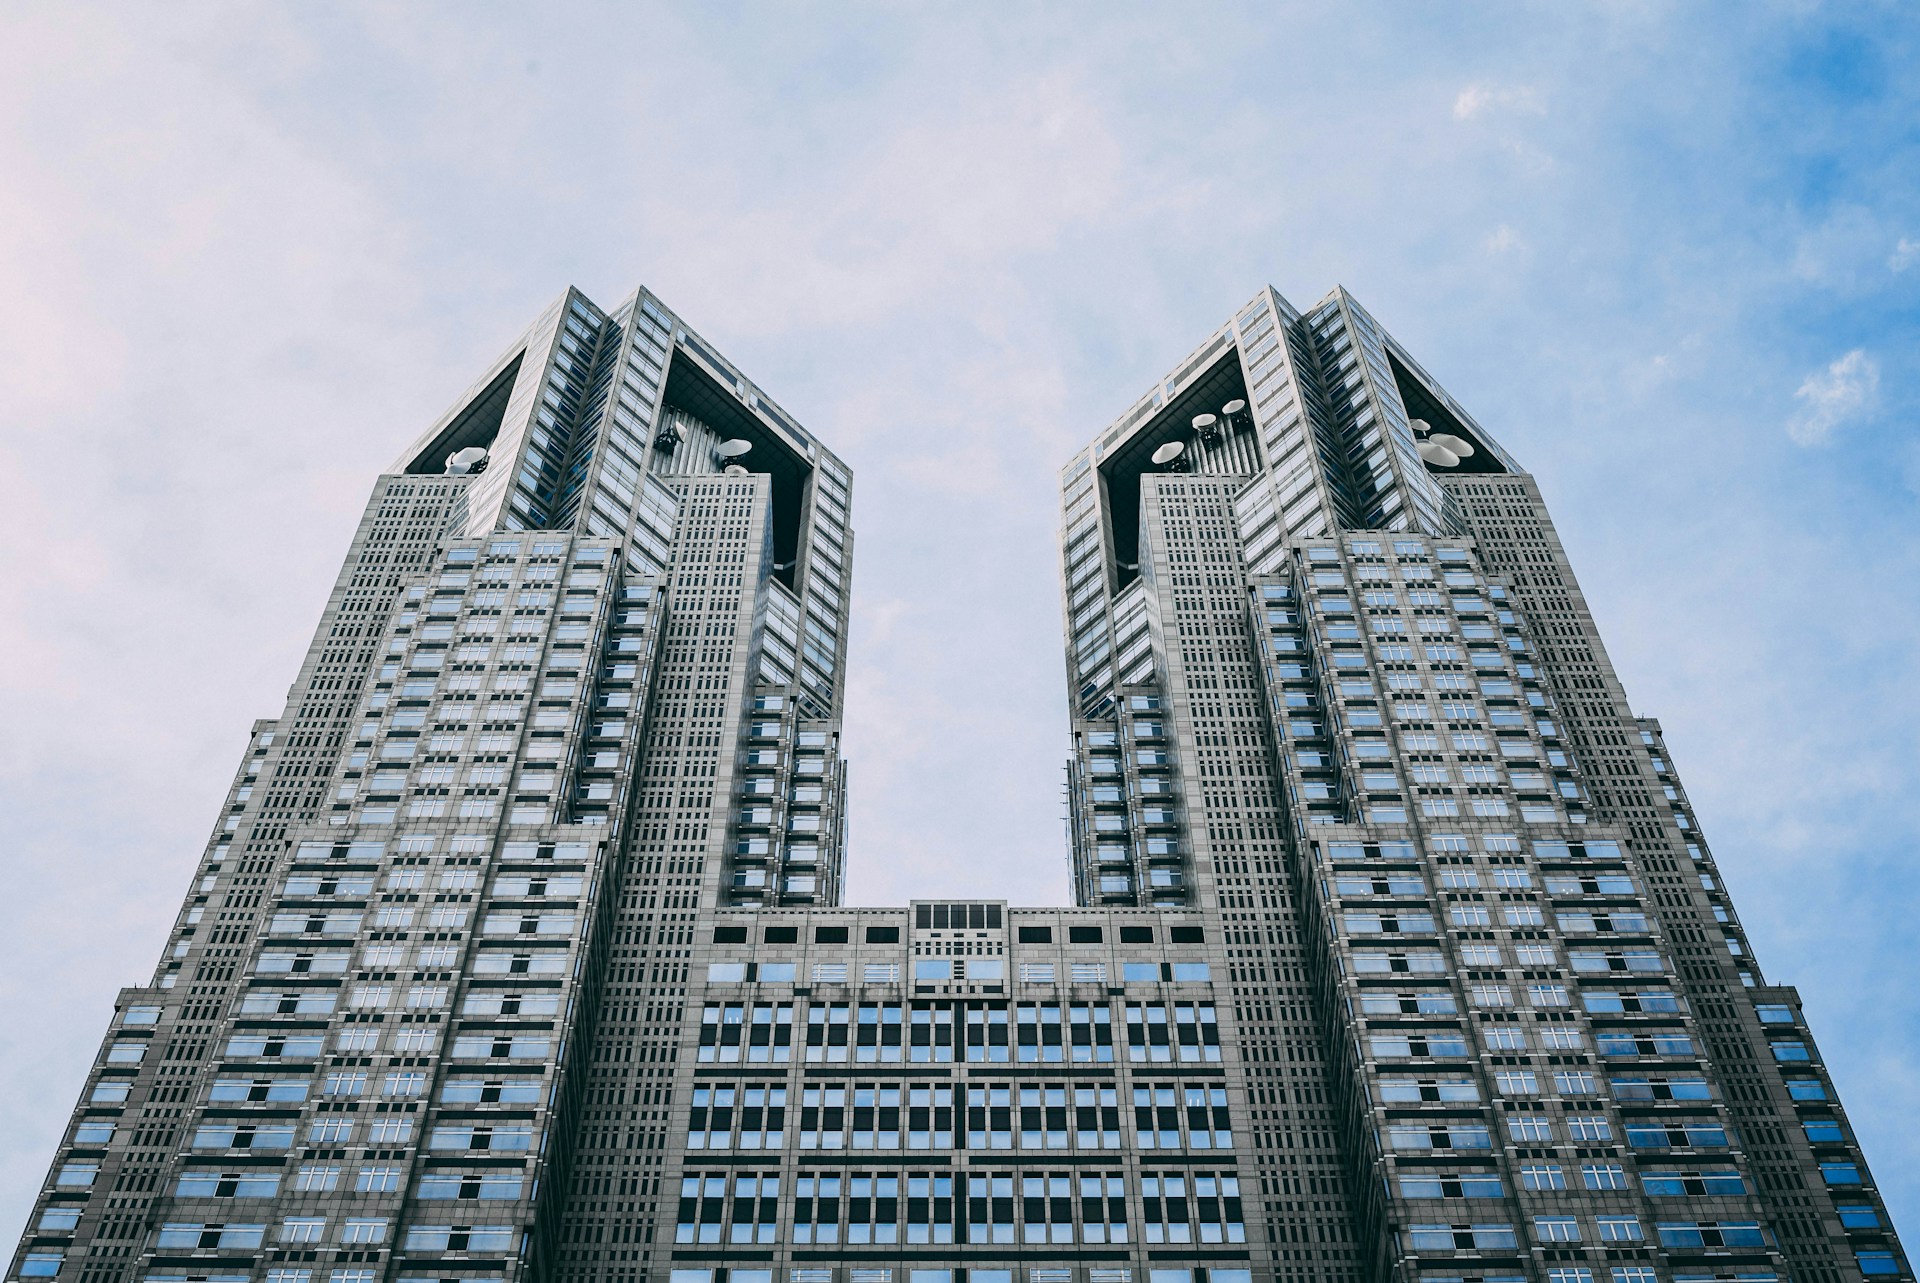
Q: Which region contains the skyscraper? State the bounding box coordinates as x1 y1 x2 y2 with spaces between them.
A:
9 283 1906 1283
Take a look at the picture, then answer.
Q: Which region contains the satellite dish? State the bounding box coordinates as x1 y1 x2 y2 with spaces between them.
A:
1192 412 1220 443
1409 418 1432 436
1221 399 1247 417
1151 441 1186 466
1429 432 1475 458
1417 440 1460 467
717 439 753 458
444 446 489 475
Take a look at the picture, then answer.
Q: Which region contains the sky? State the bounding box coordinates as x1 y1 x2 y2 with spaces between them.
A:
2 0 1916 1249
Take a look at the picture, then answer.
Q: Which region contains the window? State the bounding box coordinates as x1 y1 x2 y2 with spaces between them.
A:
1555 1070 1596 1095
1520 1165 1565 1190
1507 1117 1553 1142
1386 1123 1492 1151
416 1171 523 1200
54 1163 98 1188
1597 1216 1644 1243
176 1171 280 1198
1567 1116 1613 1141
1408 1224 1518 1251
1582 1164 1628 1190
1398 1173 1503 1199
1656 1221 1767 1249
355 1167 400 1193
154 1221 266 1244
402 1225 516 1252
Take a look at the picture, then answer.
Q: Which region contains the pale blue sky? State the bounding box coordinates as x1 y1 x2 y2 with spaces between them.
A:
1 0 1915 1245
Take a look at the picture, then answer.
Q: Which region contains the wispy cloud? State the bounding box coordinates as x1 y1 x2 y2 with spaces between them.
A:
1787 349 1879 445
1892 237 1920 272
1453 82 1544 120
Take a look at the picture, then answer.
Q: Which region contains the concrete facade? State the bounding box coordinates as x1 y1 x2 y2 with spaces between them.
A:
9 283 1906 1283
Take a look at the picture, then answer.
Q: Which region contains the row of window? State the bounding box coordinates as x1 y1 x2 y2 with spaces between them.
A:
676 1170 1243 1246
696 1001 1220 1064
147 1219 520 1252
683 1082 1231 1152
707 960 1210 985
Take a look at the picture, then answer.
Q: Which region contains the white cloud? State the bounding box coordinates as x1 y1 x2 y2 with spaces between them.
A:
1453 82 1544 120
1787 349 1879 445
1483 223 1524 254
1892 237 1920 272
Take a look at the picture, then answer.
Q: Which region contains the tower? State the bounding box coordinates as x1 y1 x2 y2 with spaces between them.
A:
9 283 1907 1283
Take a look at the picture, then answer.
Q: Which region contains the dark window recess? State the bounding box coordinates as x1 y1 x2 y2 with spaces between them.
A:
914 903 1003 930
1068 927 1104 944
864 926 901 944
763 926 799 945
1119 926 1155 944
1017 927 1053 944
712 926 748 944
814 926 849 944
1169 926 1205 944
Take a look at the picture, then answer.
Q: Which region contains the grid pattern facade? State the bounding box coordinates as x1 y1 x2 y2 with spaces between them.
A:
9 281 1908 1283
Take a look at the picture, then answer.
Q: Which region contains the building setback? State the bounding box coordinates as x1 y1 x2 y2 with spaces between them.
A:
9 283 1908 1283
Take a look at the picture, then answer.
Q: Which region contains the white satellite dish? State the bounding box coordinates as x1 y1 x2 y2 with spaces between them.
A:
1151 441 1186 466
1417 440 1460 467
1221 399 1247 417
1192 412 1220 443
723 464 749 476
444 446 489 475
1429 432 1475 458
1409 418 1432 436
716 439 753 458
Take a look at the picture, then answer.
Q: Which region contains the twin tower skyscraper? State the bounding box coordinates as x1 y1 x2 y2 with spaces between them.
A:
10 284 1907 1283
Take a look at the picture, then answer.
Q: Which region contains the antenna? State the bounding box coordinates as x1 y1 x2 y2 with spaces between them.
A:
1150 440 1187 469
1428 432 1475 458
716 439 753 458
1192 413 1221 444
1417 440 1461 467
